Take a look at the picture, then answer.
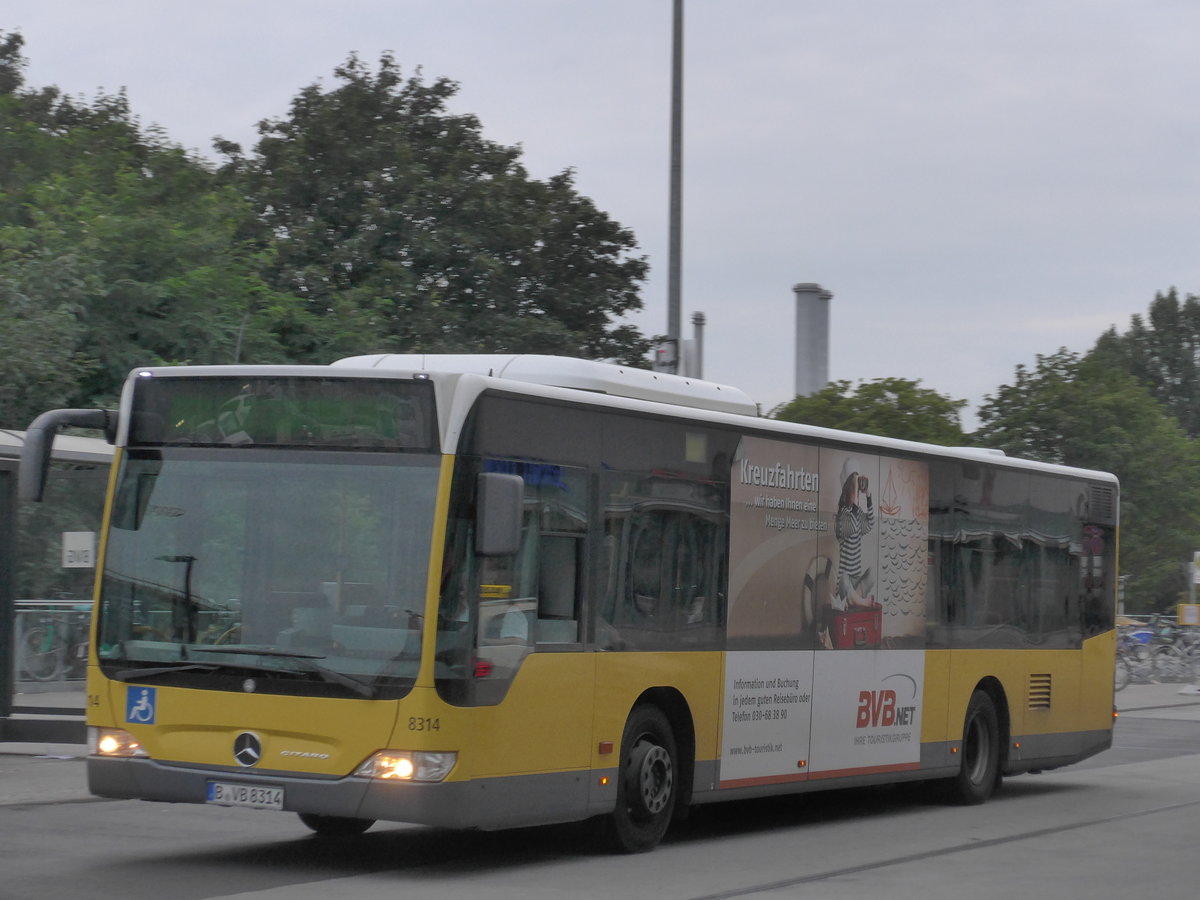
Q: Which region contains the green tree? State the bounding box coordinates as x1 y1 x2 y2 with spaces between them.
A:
976 348 1200 612
0 249 93 425
223 53 651 365
772 377 967 445
1091 288 1200 438
0 31 290 423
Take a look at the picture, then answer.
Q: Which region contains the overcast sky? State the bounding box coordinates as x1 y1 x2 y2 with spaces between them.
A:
7 1 1199 427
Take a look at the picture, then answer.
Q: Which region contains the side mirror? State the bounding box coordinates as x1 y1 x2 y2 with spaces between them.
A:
476 472 523 557
19 408 117 502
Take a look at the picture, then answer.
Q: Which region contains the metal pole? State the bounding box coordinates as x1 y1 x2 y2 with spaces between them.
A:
0 462 14 721
667 0 683 370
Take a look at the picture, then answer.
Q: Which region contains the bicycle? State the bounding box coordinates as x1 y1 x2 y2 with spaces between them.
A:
17 603 91 683
1114 631 1133 691
1114 626 1193 691
1147 615 1200 683
1115 630 1147 691
1155 617 1200 673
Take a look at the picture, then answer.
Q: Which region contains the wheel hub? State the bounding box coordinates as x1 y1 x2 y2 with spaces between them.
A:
637 743 673 815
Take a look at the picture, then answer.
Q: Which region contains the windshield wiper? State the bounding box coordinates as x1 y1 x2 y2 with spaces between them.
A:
111 662 220 682
192 646 377 698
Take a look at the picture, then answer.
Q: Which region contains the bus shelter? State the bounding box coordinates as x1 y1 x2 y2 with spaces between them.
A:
0 430 111 741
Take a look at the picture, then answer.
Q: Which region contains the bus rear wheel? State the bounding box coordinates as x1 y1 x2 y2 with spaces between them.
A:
944 690 1000 805
297 813 375 837
605 705 678 853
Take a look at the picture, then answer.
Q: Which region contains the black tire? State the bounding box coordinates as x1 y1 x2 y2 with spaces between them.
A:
605 705 678 853
297 813 375 837
944 690 1000 805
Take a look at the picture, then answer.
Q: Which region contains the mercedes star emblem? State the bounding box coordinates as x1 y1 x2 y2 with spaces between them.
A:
233 732 262 767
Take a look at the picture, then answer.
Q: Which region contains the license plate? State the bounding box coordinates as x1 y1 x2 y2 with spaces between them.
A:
206 781 284 810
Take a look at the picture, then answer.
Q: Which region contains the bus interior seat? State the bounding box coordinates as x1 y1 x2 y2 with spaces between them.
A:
483 607 535 643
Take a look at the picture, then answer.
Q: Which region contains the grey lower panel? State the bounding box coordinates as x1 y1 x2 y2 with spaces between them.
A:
692 758 721 794
1004 728 1112 774
88 757 603 830
360 768 598 829
916 729 1113 778
87 729 1114 830
691 765 940 806
89 757 371 819
691 729 1114 805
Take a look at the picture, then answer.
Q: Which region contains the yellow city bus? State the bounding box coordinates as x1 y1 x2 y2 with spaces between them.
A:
19 355 1118 852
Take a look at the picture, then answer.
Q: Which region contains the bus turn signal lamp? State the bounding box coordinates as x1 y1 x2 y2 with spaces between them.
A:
354 751 457 783
90 727 148 758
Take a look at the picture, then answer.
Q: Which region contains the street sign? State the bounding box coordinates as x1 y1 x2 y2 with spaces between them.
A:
61 531 96 568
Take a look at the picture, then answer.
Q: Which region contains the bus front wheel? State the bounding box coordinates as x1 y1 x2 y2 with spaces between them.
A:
605 704 678 853
298 813 375 837
945 690 1000 805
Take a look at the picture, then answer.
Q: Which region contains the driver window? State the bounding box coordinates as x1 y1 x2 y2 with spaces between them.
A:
466 460 587 700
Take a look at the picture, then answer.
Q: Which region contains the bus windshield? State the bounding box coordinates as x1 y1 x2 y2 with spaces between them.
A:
96 449 440 700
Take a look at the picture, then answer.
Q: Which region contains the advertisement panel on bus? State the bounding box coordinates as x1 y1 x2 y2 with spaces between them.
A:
722 436 928 787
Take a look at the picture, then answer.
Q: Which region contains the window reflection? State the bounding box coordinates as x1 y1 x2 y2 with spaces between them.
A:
598 472 726 651
436 459 587 706
927 461 1115 649
98 451 438 697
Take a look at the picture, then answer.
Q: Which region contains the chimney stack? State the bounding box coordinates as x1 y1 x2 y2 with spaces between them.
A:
793 283 832 397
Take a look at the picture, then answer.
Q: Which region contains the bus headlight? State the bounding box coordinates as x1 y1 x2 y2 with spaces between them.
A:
89 727 149 758
354 750 457 783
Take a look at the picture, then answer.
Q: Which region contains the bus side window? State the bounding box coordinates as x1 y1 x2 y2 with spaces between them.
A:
610 507 724 649
537 534 580 643
629 514 665 623
491 464 587 649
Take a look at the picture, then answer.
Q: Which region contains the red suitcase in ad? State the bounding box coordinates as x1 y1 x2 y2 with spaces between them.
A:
830 604 882 649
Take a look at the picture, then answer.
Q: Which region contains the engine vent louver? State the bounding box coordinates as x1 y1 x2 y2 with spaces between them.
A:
1088 484 1117 526
1028 673 1052 710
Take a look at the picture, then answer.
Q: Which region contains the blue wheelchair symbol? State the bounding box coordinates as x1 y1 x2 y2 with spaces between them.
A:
125 686 156 724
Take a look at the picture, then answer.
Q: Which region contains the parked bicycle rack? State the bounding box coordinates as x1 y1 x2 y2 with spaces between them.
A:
1 600 90 745
13 599 92 691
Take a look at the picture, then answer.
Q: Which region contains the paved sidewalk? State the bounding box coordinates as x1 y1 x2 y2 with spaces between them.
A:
1115 679 1200 719
1117 678 1200 706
